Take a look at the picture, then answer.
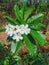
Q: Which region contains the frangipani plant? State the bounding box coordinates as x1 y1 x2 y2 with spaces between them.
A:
0 4 47 56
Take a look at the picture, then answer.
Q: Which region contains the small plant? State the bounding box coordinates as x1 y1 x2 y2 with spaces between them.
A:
0 4 47 55
36 2 49 12
0 4 47 65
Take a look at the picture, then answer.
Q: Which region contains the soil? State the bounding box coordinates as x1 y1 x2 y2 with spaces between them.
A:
0 32 8 45
45 31 49 41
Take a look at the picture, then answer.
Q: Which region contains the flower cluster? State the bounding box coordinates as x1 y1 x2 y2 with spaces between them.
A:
5 24 30 42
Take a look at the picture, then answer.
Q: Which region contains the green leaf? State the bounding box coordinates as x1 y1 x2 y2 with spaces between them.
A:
30 23 45 30
27 13 44 24
14 4 21 22
19 10 23 21
0 42 3 52
34 23 45 28
0 28 6 32
4 57 8 65
7 36 13 42
34 23 45 30
13 56 21 61
15 41 22 53
30 25 38 30
6 16 19 25
11 41 22 54
23 34 37 56
4 60 7 65
24 6 35 21
30 30 46 46
11 42 16 53
19 4 26 21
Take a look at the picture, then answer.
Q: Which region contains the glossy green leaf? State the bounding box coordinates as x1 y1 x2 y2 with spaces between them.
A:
23 34 37 56
30 23 45 30
35 23 45 27
27 13 44 24
14 4 21 22
15 41 22 53
19 4 26 21
30 25 39 30
11 42 16 53
6 16 19 25
11 41 22 54
30 30 46 46
19 10 23 21
0 28 6 32
24 6 35 21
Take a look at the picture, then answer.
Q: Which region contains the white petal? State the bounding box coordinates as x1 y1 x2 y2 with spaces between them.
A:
20 24 24 27
16 38 19 42
12 37 16 40
20 36 23 40
9 34 13 36
25 24 28 28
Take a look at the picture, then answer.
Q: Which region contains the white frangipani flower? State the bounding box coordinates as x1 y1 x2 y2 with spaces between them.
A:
12 33 23 42
5 24 30 42
7 24 14 29
5 25 11 35
24 24 30 35
5 24 16 36
16 24 25 34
